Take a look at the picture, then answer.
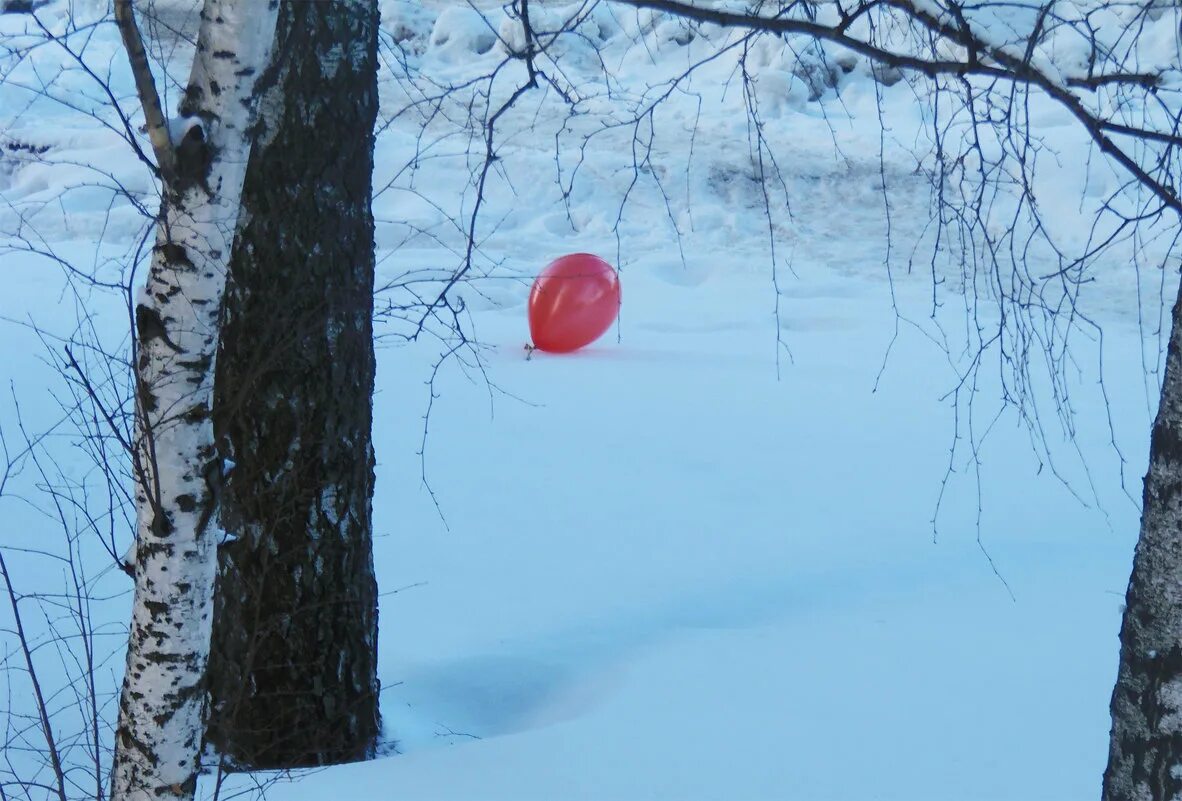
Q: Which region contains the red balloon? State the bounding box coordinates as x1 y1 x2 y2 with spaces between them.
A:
528 253 621 353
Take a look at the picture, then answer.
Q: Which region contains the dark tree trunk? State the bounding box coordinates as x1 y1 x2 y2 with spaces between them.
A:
1105 274 1182 801
205 0 381 769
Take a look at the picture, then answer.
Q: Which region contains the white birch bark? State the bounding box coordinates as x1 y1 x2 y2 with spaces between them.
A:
112 3 280 800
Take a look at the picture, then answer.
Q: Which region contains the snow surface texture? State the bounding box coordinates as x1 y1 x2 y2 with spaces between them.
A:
0 0 1177 798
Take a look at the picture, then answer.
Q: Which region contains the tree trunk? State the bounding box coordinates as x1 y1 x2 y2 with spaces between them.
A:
113 2 279 800
1105 272 1182 801
204 0 381 769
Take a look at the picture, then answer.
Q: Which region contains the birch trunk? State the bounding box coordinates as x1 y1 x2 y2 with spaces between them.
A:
205 0 381 768
112 3 279 800
1104 273 1182 801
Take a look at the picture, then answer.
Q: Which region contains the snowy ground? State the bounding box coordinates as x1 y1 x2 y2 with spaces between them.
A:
336 265 1144 801
0 1 1172 799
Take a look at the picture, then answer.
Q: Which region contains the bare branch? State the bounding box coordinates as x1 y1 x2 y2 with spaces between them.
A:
113 0 175 183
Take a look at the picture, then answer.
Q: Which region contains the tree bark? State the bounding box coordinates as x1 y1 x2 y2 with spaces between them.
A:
204 0 381 769
113 2 279 800
1105 272 1182 801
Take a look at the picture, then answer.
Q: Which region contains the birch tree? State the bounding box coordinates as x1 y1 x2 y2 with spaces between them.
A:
205 0 382 768
110 1 279 799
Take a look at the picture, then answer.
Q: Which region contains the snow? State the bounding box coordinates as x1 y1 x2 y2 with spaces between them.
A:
0 0 1176 798
315 251 1140 801
167 115 201 146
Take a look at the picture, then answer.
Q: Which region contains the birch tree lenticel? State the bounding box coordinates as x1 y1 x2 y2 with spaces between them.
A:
111 2 279 800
